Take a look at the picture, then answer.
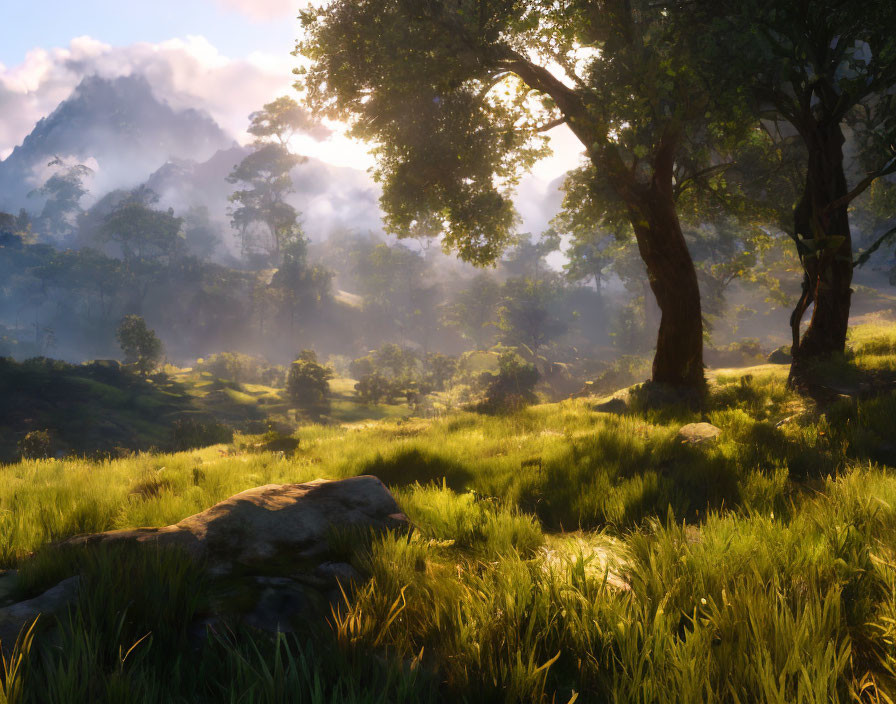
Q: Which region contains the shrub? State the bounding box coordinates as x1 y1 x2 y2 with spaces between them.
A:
475 351 539 414
18 429 53 459
195 352 285 387
355 372 392 405
170 417 233 451
286 350 333 416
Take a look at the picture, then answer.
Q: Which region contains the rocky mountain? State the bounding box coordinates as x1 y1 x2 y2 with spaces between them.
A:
0 74 235 212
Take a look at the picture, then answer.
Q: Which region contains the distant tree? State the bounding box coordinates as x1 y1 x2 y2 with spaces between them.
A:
269 239 333 339
227 144 305 263
498 278 567 360
444 273 502 350
99 202 183 262
247 95 330 145
182 205 221 259
30 157 93 239
286 349 333 416
116 314 163 376
501 231 561 280
423 352 457 392
229 96 319 264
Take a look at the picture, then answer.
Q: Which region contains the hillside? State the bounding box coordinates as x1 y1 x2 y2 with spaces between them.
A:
0 323 894 701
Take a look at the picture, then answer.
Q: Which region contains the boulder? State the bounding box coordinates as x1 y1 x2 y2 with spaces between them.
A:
0 577 79 653
1 477 408 645
65 476 410 572
677 422 722 445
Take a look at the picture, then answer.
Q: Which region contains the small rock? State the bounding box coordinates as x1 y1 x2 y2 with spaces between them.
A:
0 576 79 654
315 562 361 586
677 422 722 445
593 398 627 414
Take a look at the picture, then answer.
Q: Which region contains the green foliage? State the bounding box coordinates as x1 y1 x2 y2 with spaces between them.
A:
350 345 423 405
115 315 162 376
170 417 234 452
498 277 567 359
29 157 93 240
99 201 183 262
195 352 285 387
17 430 52 460
475 351 539 414
228 97 314 263
443 274 501 350
286 350 333 415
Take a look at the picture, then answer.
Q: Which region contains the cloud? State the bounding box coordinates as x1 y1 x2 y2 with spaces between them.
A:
0 35 302 159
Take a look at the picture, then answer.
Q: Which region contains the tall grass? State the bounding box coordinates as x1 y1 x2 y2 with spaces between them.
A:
0 323 893 701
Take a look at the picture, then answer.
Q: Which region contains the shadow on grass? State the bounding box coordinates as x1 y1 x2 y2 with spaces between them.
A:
360 448 473 492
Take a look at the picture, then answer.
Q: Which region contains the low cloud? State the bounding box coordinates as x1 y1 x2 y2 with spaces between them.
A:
0 35 299 159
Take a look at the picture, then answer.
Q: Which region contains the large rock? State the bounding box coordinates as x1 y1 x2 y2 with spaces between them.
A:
0 577 79 653
65 476 409 571
677 422 722 445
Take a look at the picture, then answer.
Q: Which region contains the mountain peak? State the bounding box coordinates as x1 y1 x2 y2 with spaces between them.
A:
0 74 234 212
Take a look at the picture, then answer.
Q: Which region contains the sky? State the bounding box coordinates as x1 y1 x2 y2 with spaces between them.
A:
0 0 584 234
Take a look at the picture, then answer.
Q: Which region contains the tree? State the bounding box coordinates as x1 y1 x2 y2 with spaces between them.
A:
694 0 896 375
30 157 93 240
99 201 183 263
498 277 567 361
228 96 316 264
286 349 333 416
444 273 502 350
182 205 222 259
297 1 740 390
116 314 163 376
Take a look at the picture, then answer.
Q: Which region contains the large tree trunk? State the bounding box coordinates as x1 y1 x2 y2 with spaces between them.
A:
790 123 853 379
627 184 705 389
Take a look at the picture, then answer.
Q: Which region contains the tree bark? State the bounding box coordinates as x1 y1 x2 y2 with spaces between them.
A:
626 185 705 388
790 122 853 378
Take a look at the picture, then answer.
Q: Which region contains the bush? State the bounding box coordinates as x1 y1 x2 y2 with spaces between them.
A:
170 417 233 451
286 350 333 416
18 429 53 459
350 345 423 404
355 371 392 405
195 352 285 387
475 351 539 414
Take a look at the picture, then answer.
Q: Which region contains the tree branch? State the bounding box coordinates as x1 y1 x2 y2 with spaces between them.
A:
536 116 567 132
854 224 896 268
824 156 896 214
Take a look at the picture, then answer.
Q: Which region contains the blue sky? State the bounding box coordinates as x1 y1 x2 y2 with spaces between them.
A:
2 0 297 68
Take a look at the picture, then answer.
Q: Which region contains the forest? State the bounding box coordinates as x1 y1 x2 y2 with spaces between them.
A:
1 0 896 702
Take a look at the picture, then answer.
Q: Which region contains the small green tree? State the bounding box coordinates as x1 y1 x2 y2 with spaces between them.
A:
286 350 333 416
116 315 163 376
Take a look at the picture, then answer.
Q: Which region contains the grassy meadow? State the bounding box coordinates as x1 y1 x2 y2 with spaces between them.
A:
1 323 896 702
